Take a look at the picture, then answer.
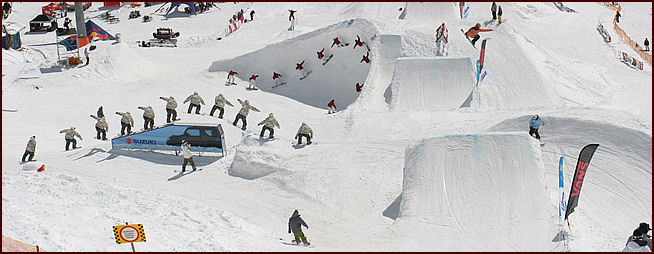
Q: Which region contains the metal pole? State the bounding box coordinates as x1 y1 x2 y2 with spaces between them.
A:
126 222 136 252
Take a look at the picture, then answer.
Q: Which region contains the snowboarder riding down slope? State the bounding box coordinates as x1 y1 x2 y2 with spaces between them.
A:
227 70 238 85
59 127 82 151
258 113 280 139
248 74 260 90
272 72 283 87
180 140 197 172
327 99 337 114
184 92 205 114
317 48 325 59
355 83 364 92
115 111 135 135
465 23 492 47
295 122 313 145
210 93 234 118
233 99 260 131
296 60 305 71
288 210 310 245
22 136 36 162
138 106 155 130
529 114 544 140
331 37 341 48
360 52 370 63
90 114 109 140
353 35 364 49
159 96 178 123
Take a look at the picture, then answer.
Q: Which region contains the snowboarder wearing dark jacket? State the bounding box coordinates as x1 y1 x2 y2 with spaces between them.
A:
624 229 651 252
159 96 178 123
288 9 297 21
465 23 492 47
614 10 621 23
288 210 310 245
317 48 325 59
626 223 653 250
327 99 337 114
497 5 503 23
272 72 284 87
645 38 649 52
227 70 238 85
22 136 36 162
491 2 497 20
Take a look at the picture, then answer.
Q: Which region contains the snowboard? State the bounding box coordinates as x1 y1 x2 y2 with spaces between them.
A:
246 87 259 90
279 238 312 248
174 168 203 173
225 82 237 86
272 81 287 88
64 146 82 151
461 29 476 48
337 43 350 48
322 54 334 65
299 70 313 80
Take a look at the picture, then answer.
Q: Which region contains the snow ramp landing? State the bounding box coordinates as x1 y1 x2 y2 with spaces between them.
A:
395 132 557 251
389 57 476 111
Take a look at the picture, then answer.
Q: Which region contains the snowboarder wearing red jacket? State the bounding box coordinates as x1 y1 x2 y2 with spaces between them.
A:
248 74 259 90
289 9 297 31
317 48 325 59
227 70 238 85
465 23 492 47
288 9 297 21
296 60 305 71
272 72 283 87
331 37 341 48
353 35 363 49
360 52 370 63
355 83 364 92
327 99 336 114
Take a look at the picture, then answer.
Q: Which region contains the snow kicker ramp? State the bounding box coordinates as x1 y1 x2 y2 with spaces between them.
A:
389 57 476 110
208 19 377 110
395 132 556 251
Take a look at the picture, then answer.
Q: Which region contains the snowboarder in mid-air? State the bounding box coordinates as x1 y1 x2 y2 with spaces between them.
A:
317 48 325 59
226 70 238 85
115 111 135 135
233 99 260 130
331 37 341 47
491 2 497 20
288 9 297 31
295 122 313 145
529 114 544 140
353 35 364 49
355 83 364 92
138 106 155 130
258 113 280 139
360 52 370 63
272 72 284 87
464 23 492 47
288 210 310 245
59 127 83 151
159 96 178 123
90 114 109 140
184 92 205 114
210 93 233 118
22 136 36 162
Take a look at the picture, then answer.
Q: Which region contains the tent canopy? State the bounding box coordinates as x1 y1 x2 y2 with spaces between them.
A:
30 14 55 24
164 2 196 17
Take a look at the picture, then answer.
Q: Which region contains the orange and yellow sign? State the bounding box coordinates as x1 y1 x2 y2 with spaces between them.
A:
112 224 146 244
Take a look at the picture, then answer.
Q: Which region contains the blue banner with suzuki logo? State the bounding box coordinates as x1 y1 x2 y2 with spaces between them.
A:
111 124 225 155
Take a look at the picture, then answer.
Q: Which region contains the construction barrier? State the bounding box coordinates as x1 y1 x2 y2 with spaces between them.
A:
613 22 652 66
2 235 45 252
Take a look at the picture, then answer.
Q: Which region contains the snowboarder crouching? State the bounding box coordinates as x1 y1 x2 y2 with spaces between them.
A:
138 106 155 130
90 114 109 140
159 96 178 123
327 99 337 114
184 92 205 114
115 111 135 135
248 74 259 90
226 70 238 85
233 99 260 131
295 122 313 145
59 127 83 150
465 23 492 47
258 113 280 139
528 114 544 140
180 140 197 172
288 210 310 245
210 93 234 119
22 136 36 162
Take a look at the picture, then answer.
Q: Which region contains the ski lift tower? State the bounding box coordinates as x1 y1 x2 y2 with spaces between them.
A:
55 2 88 67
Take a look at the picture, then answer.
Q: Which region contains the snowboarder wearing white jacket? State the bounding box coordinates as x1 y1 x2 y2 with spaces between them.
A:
138 106 155 130
90 114 109 140
115 111 135 135
258 113 280 139
22 136 36 162
159 96 178 123
295 122 313 145
59 127 82 151
210 93 234 118
233 99 260 131
184 92 205 114
180 140 197 172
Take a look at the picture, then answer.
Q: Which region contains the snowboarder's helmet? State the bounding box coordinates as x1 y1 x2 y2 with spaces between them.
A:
194 91 198 95
269 113 274 117
533 114 539 119
245 100 249 104
476 23 481 28
71 126 75 130
170 96 174 99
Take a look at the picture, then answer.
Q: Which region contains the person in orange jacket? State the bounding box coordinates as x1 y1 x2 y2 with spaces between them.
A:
465 23 492 47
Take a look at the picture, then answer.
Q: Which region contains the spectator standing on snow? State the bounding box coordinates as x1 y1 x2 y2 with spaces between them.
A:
138 106 155 130
295 122 313 145
258 113 280 139
491 2 497 20
180 140 197 172
22 136 36 162
529 114 544 140
644 38 649 52
115 111 135 135
327 99 337 114
184 91 205 114
624 229 651 252
497 4 503 23
159 96 178 123
233 99 260 130
90 114 109 140
288 210 310 245
465 23 493 47
250 9 255 21
210 93 234 118
59 127 83 151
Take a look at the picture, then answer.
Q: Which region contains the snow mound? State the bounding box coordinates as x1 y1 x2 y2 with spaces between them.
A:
389 57 476 110
21 161 44 171
209 19 378 110
227 135 294 179
395 132 556 251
